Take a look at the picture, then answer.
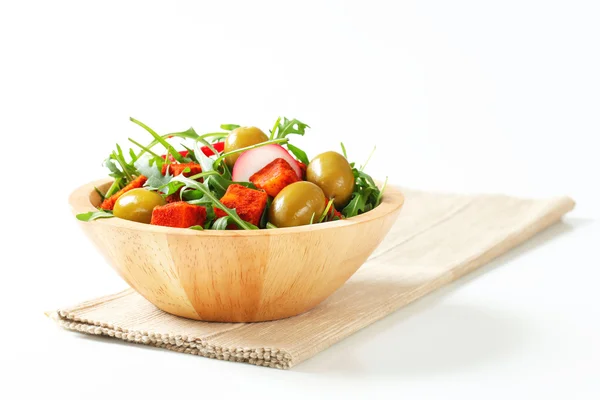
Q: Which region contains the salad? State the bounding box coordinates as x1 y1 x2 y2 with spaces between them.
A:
76 117 387 230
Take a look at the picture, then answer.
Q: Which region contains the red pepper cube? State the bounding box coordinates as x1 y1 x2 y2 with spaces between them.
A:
100 175 148 211
161 162 202 177
296 160 307 179
150 202 207 228
323 197 344 220
249 158 301 198
214 184 268 228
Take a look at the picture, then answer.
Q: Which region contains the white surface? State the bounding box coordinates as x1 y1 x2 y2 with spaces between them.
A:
1 1 599 399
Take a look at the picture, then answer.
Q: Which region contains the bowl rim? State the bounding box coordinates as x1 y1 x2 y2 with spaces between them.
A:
69 178 404 236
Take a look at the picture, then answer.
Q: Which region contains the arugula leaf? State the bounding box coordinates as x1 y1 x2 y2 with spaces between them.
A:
104 177 123 198
104 158 122 177
189 225 204 231
134 127 199 159
319 198 335 223
342 188 372 218
360 147 376 171
204 206 216 229
211 216 230 230
275 117 310 139
375 177 388 206
269 117 281 140
134 155 172 191
76 210 115 222
182 144 198 162
129 148 138 162
287 143 309 165
129 138 162 159
171 175 258 230
94 186 106 201
166 127 199 140
340 142 348 159
259 197 272 228
220 124 240 131
130 117 188 163
199 132 229 142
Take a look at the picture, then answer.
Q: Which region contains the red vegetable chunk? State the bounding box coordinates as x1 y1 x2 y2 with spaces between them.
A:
160 143 225 162
161 162 202 177
150 202 207 228
249 158 300 197
214 184 268 228
100 175 147 211
296 160 307 179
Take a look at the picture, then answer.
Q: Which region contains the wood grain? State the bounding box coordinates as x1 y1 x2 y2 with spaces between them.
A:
55 189 575 369
69 179 405 322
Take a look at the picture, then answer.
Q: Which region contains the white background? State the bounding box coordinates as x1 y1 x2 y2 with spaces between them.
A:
1 1 599 399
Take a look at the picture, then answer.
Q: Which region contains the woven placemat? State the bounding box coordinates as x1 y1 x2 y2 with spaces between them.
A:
51 189 575 369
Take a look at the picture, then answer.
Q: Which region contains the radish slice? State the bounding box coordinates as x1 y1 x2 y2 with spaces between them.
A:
232 144 302 182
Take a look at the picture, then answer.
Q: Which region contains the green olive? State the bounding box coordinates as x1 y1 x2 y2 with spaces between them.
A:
113 188 166 224
269 181 326 228
224 126 268 167
306 151 355 208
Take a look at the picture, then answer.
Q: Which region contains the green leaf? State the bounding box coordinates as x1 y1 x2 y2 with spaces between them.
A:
287 143 309 165
182 144 198 162
266 222 278 229
76 210 115 222
134 127 199 159
94 186 106 201
129 148 138 162
194 138 217 172
319 198 335 223
199 132 229 141
134 155 173 191
130 117 187 163
342 190 371 218
189 225 204 231
360 146 376 172
129 138 162 159
375 177 388 206
275 117 310 139
104 158 122 176
340 142 348 159
211 216 230 230
170 175 258 230
204 206 216 229
269 116 281 140
259 196 272 228
104 177 123 198
166 127 199 140
220 124 240 131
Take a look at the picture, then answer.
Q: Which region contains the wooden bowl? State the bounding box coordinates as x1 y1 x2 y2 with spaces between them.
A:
69 179 404 322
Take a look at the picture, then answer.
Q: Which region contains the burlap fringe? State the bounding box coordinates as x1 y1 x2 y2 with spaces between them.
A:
54 311 293 369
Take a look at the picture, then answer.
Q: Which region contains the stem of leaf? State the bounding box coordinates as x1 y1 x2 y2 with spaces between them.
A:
340 142 348 159
105 177 123 198
319 198 335 223
375 176 388 206
129 138 162 159
130 117 186 163
200 132 229 140
113 151 133 181
360 146 376 172
269 116 281 140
